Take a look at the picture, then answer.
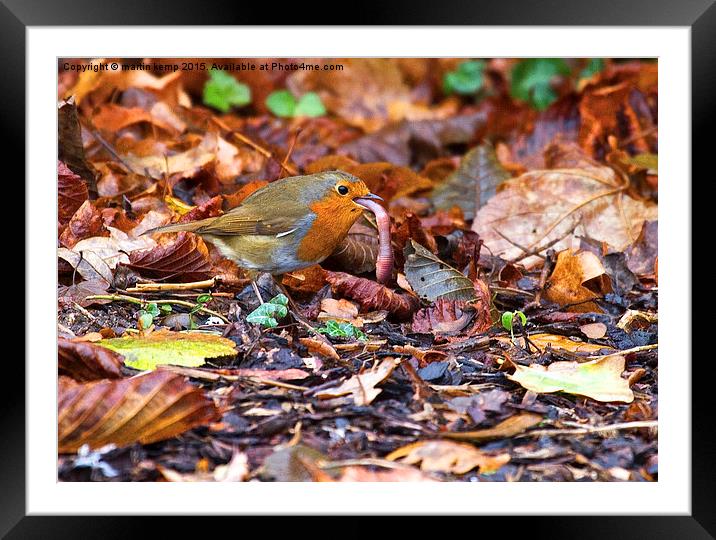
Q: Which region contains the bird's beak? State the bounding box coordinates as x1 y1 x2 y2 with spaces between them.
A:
353 192 384 209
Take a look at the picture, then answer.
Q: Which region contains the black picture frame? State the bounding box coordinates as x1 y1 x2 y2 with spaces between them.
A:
4 0 709 536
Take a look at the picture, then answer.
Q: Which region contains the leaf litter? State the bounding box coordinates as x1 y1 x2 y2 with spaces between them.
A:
57 57 658 483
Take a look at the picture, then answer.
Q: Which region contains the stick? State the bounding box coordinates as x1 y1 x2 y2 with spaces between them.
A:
519 420 657 438
126 278 217 293
84 294 229 323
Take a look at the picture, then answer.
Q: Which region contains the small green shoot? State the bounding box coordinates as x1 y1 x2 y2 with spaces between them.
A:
443 60 486 95
578 58 605 83
317 320 367 341
137 302 170 331
246 294 289 328
203 69 251 112
510 58 570 111
265 90 326 118
501 310 527 343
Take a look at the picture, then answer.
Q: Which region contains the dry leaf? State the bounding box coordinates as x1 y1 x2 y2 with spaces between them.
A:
58 370 220 453
507 355 634 403
580 322 608 339
315 358 399 405
404 240 477 302
496 332 613 354
544 248 613 312
386 440 510 474
472 167 657 267
299 337 340 361
441 412 543 442
58 338 124 382
58 161 89 225
338 466 437 482
127 232 213 282
325 272 420 321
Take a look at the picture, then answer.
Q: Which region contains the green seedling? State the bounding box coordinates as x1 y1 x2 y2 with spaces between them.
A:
317 320 367 341
186 294 213 330
510 58 570 111
203 69 251 112
443 60 486 96
246 294 289 328
137 302 171 331
501 310 527 343
265 90 326 118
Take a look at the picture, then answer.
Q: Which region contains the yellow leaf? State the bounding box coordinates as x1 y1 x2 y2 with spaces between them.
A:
507 355 634 403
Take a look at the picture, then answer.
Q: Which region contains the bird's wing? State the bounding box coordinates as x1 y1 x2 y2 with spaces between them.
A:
194 206 307 237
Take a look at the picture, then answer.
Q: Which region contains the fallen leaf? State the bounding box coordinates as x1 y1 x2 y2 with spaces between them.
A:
58 338 124 381
58 279 111 307
122 132 218 179
157 365 310 382
544 248 613 313
404 240 477 302
580 322 608 339
625 220 658 276
472 167 657 267
338 466 437 482
496 332 613 354
259 444 330 482
411 299 475 334
59 200 106 247
58 98 98 196
324 223 379 275
58 370 220 453
325 272 420 321
315 358 399 405
432 142 511 219
58 161 89 225
126 232 213 282
386 440 510 474
318 298 359 322
96 329 237 371
441 412 544 442
299 337 340 361
507 355 634 403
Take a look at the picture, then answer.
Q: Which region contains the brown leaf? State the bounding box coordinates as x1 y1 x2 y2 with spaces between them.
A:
58 98 98 197
473 167 657 267
58 370 219 453
58 161 88 225
315 358 399 405
325 272 420 321
544 248 613 313
324 223 379 275
625 220 658 276
58 338 124 382
299 337 340 361
122 132 218 179
403 240 477 302
338 466 437 482
58 279 111 307
386 440 510 474
412 299 475 335
127 232 213 282
441 412 543 442
282 265 327 294
59 200 107 248
432 142 511 220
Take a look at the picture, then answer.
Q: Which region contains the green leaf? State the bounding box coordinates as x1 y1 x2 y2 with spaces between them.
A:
443 60 485 95
145 303 160 317
507 355 634 403
515 310 527 326
98 330 237 371
510 58 569 111
579 58 605 81
294 92 326 117
266 90 297 117
196 294 212 304
203 69 251 113
138 311 154 330
501 311 514 332
246 294 289 328
160 304 173 313
317 320 367 341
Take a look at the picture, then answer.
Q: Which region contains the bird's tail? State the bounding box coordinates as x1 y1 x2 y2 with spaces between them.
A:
143 217 215 236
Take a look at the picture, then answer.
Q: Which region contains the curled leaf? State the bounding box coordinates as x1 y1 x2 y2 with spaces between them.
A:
544 248 612 313
127 232 213 282
58 338 124 381
325 272 419 321
58 370 220 453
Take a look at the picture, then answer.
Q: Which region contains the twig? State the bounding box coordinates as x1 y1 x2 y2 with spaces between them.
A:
584 343 658 360
84 294 229 323
519 420 657 438
126 278 217 293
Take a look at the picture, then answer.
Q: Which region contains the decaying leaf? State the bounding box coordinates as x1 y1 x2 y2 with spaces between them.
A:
96 330 237 371
325 272 420 321
507 355 634 403
58 98 98 196
544 248 613 313
441 412 544 442
259 444 330 482
404 240 477 302
122 132 218 179
324 223 379 275
496 332 613 354
58 161 89 225
472 167 657 267
315 358 399 405
58 338 124 381
58 370 220 453
338 466 436 482
386 440 510 474
432 142 511 219
299 337 340 361
126 232 213 282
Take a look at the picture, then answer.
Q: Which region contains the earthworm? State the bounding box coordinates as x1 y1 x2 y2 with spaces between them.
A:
354 197 393 284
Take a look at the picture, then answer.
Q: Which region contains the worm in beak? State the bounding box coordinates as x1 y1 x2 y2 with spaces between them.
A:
353 193 393 284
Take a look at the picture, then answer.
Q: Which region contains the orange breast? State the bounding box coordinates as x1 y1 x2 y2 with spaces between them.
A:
296 198 362 263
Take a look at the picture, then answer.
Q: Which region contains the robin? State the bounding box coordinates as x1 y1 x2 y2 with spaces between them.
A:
147 170 393 303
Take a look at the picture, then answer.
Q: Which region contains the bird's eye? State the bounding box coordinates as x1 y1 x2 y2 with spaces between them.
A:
336 185 349 196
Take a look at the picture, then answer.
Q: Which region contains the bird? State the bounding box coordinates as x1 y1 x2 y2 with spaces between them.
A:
146 170 391 303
